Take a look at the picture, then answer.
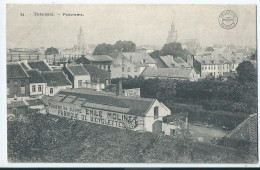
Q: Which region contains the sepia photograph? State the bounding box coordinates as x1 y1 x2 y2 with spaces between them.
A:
3 3 258 166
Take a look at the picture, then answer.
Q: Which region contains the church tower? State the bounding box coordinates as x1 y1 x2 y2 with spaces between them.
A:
166 22 178 44
77 26 87 51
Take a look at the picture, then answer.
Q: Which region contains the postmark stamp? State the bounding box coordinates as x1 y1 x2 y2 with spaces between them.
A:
218 10 238 29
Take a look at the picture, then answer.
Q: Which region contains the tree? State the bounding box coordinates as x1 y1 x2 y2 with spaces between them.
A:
93 43 115 55
114 40 136 52
236 61 257 83
206 47 214 51
45 47 59 55
160 42 190 61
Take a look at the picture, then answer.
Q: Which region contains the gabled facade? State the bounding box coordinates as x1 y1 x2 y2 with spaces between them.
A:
62 64 90 88
41 71 72 96
109 52 157 79
26 70 47 96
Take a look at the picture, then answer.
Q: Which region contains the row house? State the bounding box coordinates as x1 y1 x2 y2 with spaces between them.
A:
187 53 231 78
108 52 157 79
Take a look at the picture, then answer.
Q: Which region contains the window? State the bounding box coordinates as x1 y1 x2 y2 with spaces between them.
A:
214 66 215 70
142 59 146 63
7 87 10 95
104 65 107 70
122 67 125 72
13 80 18 85
205 66 207 70
134 67 138 72
128 75 132 79
21 80 25 94
201 66 204 70
106 79 109 85
50 88 53 94
38 85 42 92
233 65 234 69
78 80 83 87
12 108 17 114
108 65 111 71
154 106 159 119
127 67 131 72
32 85 36 92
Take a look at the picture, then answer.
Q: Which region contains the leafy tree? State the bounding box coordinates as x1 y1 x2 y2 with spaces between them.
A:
114 40 136 52
45 47 59 55
160 42 190 61
236 61 257 82
93 43 115 55
206 47 214 51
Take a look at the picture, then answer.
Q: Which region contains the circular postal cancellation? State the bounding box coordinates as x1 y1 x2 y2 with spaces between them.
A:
218 10 238 30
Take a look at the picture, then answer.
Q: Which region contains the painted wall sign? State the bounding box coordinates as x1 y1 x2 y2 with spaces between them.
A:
123 88 141 97
49 103 139 129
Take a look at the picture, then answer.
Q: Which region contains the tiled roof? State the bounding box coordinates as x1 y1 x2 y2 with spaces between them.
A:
7 100 28 108
160 56 190 68
108 52 124 65
26 98 45 106
28 60 52 71
67 65 89 76
85 55 114 62
26 70 46 83
41 71 72 86
223 54 245 64
195 54 231 65
51 89 156 117
141 68 193 78
7 63 29 79
82 64 110 83
152 57 168 68
122 52 156 66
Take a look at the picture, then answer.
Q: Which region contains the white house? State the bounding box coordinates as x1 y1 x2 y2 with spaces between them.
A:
26 70 47 96
41 71 72 96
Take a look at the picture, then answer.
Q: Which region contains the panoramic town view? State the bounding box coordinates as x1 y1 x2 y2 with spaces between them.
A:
6 4 257 163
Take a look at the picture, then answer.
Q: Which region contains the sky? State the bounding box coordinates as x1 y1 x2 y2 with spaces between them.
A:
6 4 257 49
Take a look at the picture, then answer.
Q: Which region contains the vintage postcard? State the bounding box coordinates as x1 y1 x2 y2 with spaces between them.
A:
2 2 258 167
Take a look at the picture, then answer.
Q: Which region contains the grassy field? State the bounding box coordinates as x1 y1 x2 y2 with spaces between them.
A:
7 113 254 163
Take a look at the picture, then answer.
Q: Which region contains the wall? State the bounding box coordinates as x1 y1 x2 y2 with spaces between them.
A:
7 78 30 98
74 75 91 88
188 69 200 81
30 83 46 96
45 85 72 96
48 100 145 131
144 100 171 132
110 59 141 78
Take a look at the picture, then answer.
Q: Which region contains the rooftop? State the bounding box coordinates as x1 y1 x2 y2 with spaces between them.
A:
160 56 190 68
7 63 29 79
27 60 52 71
67 64 89 76
26 98 45 106
141 68 194 78
26 70 46 83
85 55 114 62
82 64 110 83
195 53 231 65
51 89 156 117
121 52 157 66
41 71 72 86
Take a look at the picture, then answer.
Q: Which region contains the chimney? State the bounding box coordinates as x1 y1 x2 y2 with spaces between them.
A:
116 79 123 96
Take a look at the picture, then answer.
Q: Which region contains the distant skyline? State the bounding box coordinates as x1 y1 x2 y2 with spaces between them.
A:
6 4 256 49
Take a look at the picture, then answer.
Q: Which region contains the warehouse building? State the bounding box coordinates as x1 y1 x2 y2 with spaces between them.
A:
48 88 171 133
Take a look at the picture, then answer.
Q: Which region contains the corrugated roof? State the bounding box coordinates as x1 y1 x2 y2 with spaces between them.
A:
67 65 89 76
26 70 46 83
41 71 72 86
51 89 156 117
28 60 52 71
7 63 29 79
141 68 193 79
